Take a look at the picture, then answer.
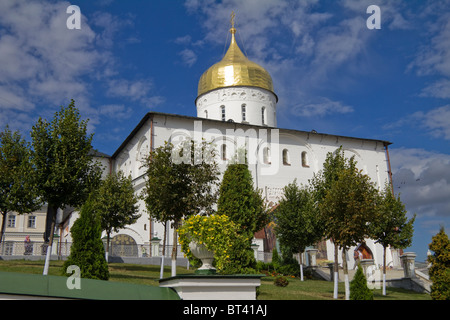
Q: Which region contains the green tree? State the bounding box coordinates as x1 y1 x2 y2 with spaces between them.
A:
319 164 378 299
217 162 268 273
350 264 373 300
428 226 450 300
63 195 109 280
0 126 41 245
143 140 220 276
92 171 140 261
30 100 102 274
274 180 323 280
370 183 415 295
309 146 356 298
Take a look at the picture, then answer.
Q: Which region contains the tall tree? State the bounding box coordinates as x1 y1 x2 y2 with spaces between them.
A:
217 162 268 273
370 183 415 295
142 140 219 277
62 195 109 280
274 180 323 281
428 226 450 300
318 164 379 300
0 126 41 245
310 146 355 299
30 100 102 274
92 171 140 261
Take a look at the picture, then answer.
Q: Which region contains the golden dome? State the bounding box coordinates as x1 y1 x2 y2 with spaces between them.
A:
197 26 277 101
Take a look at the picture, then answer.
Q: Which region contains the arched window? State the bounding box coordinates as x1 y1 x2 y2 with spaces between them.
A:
263 147 271 164
301 151 309 168
221 105 226 121
241 104 246 122
282 149 290 165
204 110 208 119
221 144 227 161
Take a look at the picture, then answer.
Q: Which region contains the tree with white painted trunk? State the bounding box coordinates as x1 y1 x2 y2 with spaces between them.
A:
312 147 378 299
274 180 323 281
370 183 415 295
142 140 219 277
30 100 102 275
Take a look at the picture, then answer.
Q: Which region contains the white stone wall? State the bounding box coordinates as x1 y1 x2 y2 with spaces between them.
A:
108 113 392 266
196 87 277 127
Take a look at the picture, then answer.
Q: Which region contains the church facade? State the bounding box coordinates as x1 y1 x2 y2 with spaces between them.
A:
1 21 399 270
85 22 396 269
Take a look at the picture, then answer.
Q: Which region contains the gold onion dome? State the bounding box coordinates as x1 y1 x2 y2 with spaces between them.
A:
197 24 277 101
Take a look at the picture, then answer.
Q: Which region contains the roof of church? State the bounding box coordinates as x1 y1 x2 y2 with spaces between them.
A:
111 111 392 159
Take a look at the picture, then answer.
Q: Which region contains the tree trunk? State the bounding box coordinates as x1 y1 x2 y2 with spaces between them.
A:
171 221 178 277
160 221 167 279
298 251 304 281
383 245 387 296
333 242 339 299
43 205 57 275
342 248 349 300
105 231 110 262
0 211 7 247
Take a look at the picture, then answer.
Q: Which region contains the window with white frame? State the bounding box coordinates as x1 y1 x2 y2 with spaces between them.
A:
28 215 36 228
7 214 16 228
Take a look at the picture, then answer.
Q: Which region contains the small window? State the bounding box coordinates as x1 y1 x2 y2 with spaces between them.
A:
263 147 271 164
7 214 16 228
282 149 290 165
221 105 226 121
241 104 246 122
302 151 310 168
261 107 266 125
221 144 227 161
204 110 208 119
27 216 36 228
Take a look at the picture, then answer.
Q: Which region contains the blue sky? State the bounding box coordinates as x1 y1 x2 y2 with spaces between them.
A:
1 0 450 261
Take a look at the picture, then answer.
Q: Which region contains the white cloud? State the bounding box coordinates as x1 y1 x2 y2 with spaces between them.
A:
178 48 198 67
0 0 163 133
291 97 354 118
384 105 450 141
390 148 450 218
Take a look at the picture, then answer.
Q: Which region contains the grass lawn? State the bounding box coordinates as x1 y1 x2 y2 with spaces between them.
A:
0 259 431 300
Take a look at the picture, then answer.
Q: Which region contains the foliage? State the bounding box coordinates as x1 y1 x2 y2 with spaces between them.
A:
350 264 373 300
428 226 450 300
30 99 102 242
274 180 323 258
178 214 248 273
92 171 140 255
0 126 41 243
271 247 281 269
143 140 219 226
63 196 109 280
217 162 268 272
317 155 378 250
274 276 289 287
217 163 268 237
371 184 415 248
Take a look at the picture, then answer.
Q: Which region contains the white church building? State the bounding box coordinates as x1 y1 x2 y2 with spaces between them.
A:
2 21 400 270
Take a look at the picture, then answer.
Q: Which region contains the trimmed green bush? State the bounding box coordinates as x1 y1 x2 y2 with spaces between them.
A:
62 196 109 280
350 264 373 300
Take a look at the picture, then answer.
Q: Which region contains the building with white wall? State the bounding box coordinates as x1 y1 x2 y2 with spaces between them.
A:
1 22 399 270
